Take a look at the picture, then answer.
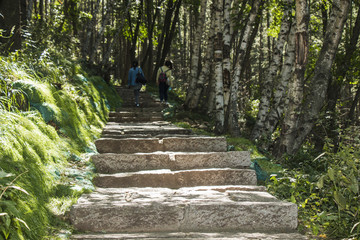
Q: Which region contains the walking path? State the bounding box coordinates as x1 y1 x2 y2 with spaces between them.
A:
69 87 307 239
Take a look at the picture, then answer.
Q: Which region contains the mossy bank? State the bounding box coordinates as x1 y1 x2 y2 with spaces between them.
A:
0 52 121 239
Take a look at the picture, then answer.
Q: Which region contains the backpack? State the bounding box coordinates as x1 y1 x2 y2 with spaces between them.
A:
158 67 170 84
136 68 147 84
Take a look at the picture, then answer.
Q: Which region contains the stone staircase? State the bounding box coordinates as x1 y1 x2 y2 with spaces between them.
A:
69 87 307 239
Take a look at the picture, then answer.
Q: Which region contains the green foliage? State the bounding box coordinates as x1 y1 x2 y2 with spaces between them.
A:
0 48 121 239
266 0 285 38
0 170 30 240
267 134 360 238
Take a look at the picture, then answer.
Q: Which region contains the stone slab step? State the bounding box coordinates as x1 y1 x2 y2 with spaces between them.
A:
70 187 298 233
122 102 161 108
95 137 227 153
116 106 165 112
94 168 257 188
92 151 251 173
101 123 193 136
108 116 163 123
99 134 194 139
71 232 308 240
109 111 162 118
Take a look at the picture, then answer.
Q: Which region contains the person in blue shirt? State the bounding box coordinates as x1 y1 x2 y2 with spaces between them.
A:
128 60 145 107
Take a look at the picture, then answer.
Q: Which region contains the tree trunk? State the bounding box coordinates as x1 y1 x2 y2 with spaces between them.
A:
322 6 360 151
184 0 207 109
213 0 225 134
192 4 216 113
0 0 28 52
222 0 232 115
264 22 296 141
89 0 114 63
81 0 101 59
251 0 292 142
227 0 262 137
160 0 182 68
274 0 351 157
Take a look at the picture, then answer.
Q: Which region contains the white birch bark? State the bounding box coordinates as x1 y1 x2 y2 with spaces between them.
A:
213 0 225 133
275 0 309 156
286 0 351 155
192 7 215 112
185 0 208 109
222 0 232 114
251 0 293 141
264 22 296 136
228 0 262 136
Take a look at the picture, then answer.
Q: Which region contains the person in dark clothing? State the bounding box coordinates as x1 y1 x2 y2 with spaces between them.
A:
156 60 173 104
128 60 145 107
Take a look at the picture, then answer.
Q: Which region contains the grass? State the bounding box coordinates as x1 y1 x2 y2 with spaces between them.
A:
0 51 121 239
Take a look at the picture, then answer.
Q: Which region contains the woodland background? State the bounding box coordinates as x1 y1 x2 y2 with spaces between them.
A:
1 0 360 239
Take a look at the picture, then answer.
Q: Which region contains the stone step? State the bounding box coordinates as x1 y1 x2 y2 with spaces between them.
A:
95 136 227 153
100 134 194 139
122 102 162 108
102 123 193 137
71 232 308 240
109 111 162 118
70 187 298 233
116 106 165 112
94 168 257 188
108 116 163 123
92 151 251 173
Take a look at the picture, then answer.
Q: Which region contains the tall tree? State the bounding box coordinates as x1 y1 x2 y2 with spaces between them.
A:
213 0 225 134
154 0 182 82
184 0 207 110
0 0 28 52
227 0 262 136
222 0 233 114
274 0 351 156
251 0 293 143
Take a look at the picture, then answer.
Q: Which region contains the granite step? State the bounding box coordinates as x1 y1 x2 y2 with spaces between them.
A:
94 168 257 188
70 187 298 233
92 151 251 173
109 111 163 118
71 232 308 240
108 116 163 123
122 102 162 108
95 136 227 154
99 134 194 139
101 123 193 137
116 106 165 112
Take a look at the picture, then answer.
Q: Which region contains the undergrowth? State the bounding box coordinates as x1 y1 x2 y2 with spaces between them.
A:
0 48 121 239
156 85 360 239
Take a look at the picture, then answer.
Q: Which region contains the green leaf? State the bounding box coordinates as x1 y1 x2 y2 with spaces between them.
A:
349 173 359 194
0 171 13 179
328 168 335 181
317 175 325 189
334 191 347 210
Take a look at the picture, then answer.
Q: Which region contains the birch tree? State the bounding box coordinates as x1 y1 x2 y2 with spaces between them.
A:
191 3 216 112
251 0 293 143
227 0 262 136
274 0 351 156
222 0 233 113
185 0 208 109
